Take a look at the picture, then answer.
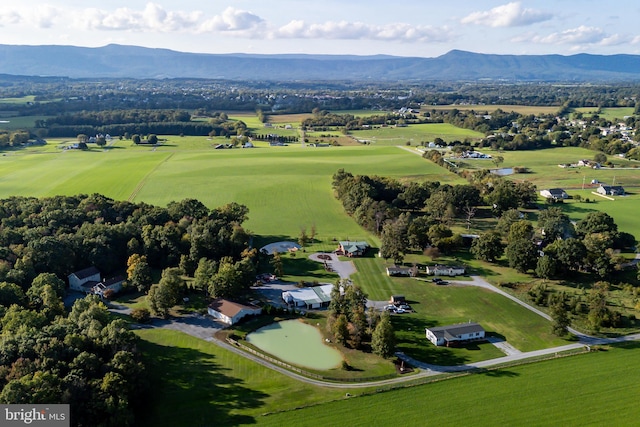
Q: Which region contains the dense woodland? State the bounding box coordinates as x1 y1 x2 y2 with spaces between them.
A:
0 194 256 425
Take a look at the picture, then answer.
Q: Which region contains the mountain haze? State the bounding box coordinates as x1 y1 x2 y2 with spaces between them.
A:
1 44 640 81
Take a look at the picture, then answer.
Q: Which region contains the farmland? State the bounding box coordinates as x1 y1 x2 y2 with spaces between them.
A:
257 341 640 427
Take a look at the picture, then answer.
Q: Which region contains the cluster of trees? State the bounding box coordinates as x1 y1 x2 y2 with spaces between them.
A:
0 288 146 426
327 280 394 357
0 195 252 299
332 169 537 263
249 134 299 144
302 110 419 131
472 209 634 281
0 130 32 147
40 110 192 127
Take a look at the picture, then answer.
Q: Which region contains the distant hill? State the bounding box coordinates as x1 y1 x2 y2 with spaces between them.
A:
1 44 640 81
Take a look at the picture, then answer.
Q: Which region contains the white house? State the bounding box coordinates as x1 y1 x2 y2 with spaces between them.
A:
92 275 125 297
425 322 485 347
425 265 465 276
282 284 333 309
68 266 101 293
208 299 262 325
386 265 415 277
540 188 569 200
597 184 625 196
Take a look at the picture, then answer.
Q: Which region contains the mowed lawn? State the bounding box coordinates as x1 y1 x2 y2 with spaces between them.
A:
257 342 640 426
134 329 353 427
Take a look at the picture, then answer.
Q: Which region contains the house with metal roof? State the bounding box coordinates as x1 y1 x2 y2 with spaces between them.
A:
208 299 262 325
282 284 334 309
336 241 369 257
425 322 486 347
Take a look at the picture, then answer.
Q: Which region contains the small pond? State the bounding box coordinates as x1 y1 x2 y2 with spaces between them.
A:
246 319 342 370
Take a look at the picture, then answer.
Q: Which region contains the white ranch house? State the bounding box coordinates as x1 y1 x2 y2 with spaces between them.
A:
425 265 465 276
540 188 569 200
208 299 262 325
426 322 486 347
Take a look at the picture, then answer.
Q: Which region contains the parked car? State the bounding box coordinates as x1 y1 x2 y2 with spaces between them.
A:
395 308 407 314
384 305 396 312
398 304 412 311
432 277 443 283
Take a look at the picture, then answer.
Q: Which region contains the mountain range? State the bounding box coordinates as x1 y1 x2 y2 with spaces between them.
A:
2 44 640 82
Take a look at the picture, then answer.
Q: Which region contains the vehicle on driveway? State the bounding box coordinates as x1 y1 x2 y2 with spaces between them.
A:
395 308 407 314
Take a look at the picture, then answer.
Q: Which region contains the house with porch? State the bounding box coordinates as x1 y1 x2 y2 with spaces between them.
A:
68 266 101 293
425 265 465 276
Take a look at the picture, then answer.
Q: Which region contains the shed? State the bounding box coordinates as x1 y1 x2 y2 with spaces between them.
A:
390 295 406 304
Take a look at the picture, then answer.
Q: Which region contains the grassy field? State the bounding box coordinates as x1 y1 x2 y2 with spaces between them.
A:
349 123 484 145
257 341 640 426
574 107 635 121
426 104 562 115
135 328 358 427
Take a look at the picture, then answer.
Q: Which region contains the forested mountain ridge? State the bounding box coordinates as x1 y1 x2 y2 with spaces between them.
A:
2 44 640 81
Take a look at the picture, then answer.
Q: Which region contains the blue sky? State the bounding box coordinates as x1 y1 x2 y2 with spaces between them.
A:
1 1 639 57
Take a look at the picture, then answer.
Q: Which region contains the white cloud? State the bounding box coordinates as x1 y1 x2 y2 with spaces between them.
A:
461 2 552 27
199 7 264 32
273 20 454 43
514 25 634 49
74 3 201 32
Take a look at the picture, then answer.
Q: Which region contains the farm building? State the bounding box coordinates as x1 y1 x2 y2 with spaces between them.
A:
425 265 465 276
68 266 101 293
386 265 416 277
282 284 334 309
540 188 569 200
336 241 369 257
597 184 625 196
425 322 486 347
208 299 262 325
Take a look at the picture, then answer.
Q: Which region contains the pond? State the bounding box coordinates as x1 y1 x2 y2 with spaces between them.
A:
246 319 343 370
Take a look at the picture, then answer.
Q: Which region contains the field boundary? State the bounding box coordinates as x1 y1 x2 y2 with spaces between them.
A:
591 191 615 201
226 338 398 383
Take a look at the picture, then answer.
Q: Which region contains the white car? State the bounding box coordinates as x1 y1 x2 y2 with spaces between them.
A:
395 308 406 314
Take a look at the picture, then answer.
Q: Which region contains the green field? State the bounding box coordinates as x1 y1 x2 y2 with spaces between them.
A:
349 123 485 145
135 328 356 427
257 342 640 426
427 104 562 115
574 107 635 121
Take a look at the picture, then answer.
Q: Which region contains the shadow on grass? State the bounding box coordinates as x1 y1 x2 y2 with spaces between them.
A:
391 315 469 366
137 339 268 427
476 368 520 378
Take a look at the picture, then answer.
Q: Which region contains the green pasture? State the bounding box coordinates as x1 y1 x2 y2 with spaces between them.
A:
349 123 484 145
258 342 640 426
0 115 49 130
0 140 460 241
0 95 37 104
135 328 354 427
427 104 561 115
574 107 635 121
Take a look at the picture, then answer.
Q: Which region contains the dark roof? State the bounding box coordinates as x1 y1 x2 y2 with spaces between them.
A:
102 275 125 286
71 266 100 280
427 322 485 336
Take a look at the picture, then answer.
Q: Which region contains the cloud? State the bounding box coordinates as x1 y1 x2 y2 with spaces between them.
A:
518 25 631 46
461 2 552 27
0 6 59 28
199 7 264 32
273 20 454 43
74 3 201 32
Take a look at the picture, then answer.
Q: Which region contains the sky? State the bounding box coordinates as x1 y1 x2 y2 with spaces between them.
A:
1 1 640 57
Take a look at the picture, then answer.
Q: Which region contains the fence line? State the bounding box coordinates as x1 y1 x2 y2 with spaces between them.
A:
227 338 397 383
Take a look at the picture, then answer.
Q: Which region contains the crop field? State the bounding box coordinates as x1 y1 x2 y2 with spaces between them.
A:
257 341 640 426
349 123 484 145
426 104 561 115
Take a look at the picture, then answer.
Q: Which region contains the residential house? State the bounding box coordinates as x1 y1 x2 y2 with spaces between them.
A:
425 265 465 276
92 275 125 297
208 299 262 325
336 241 369 257
540 188 569 200
425 322 486 347
68 266 101 293
597 184 625 196
386 265 415 277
